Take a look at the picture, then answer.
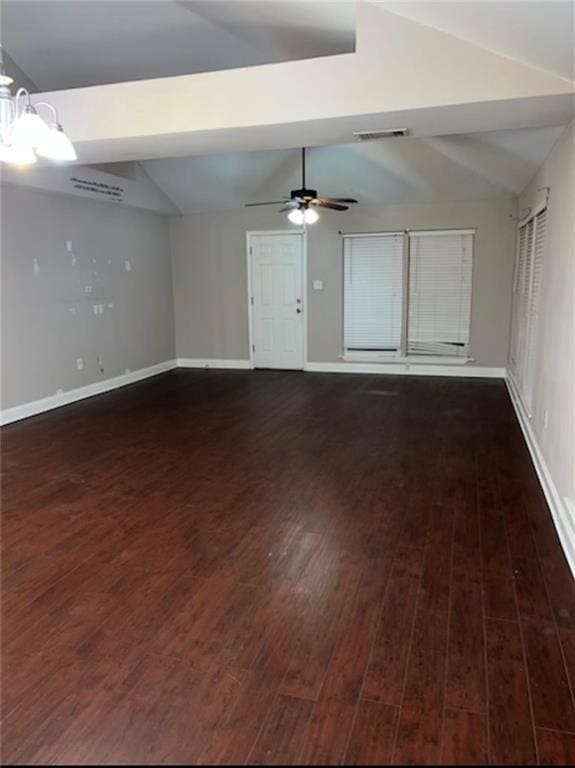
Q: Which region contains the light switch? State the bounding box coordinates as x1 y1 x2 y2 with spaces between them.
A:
313 280 324 291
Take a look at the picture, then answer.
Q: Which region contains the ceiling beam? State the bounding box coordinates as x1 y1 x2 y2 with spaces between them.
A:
31 3 575 164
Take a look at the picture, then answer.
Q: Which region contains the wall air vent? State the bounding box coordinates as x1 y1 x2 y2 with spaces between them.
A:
353 128 408 141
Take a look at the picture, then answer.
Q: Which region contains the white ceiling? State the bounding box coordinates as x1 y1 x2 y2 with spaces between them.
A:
381 1 575 81
1 0 355 91
141 125 564 213
3 1 572 93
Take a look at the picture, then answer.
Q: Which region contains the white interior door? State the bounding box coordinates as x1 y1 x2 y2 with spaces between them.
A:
250 233 304 370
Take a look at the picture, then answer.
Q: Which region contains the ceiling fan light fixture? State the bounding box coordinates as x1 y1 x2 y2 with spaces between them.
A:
303 207 319 224
246 148 357 218
288 208 305 225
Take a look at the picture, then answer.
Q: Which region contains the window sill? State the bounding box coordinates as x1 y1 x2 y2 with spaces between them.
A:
341 354 474 366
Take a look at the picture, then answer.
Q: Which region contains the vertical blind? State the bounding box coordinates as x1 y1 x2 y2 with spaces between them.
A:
510 223 528 369
511 207 546 412
343 233 404 351
407 232 473 357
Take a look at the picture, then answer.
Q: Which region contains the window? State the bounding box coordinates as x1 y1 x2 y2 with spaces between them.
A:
344 233 404 353
408 232 473 357
511 207 546 412
343 229 474 359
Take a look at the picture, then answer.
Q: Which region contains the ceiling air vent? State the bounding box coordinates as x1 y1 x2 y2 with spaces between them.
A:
353 128 408 141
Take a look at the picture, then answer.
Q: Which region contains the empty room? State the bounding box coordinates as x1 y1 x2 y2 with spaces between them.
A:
1 1 574 765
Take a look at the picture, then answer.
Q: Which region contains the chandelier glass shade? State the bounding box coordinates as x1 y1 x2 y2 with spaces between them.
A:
0 61 77 167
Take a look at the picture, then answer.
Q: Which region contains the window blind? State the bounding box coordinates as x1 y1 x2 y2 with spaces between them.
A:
510 223 528 368
407 232 473 357
523 208 546 408
510 207 546 413
343 234 404 351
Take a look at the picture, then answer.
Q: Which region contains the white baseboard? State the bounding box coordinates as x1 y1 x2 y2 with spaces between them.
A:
176 358 254 370
0 359 177 426
304 361 506 378
505 373 575 579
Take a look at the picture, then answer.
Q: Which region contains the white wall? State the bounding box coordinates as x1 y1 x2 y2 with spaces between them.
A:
515 121 574 516
169 197 517 368
1 185 175 410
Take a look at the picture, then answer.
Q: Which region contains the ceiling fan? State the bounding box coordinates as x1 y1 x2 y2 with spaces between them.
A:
245 147 358 224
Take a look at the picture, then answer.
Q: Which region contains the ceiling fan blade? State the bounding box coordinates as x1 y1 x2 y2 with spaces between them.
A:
317 197 358 204
312 200 348 211
245 200 289 207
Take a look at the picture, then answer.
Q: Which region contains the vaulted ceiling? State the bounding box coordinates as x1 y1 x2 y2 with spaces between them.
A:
1 0 573 204
3 1 573 92
380 1 574 80
141 126 565 213
1 0 355 90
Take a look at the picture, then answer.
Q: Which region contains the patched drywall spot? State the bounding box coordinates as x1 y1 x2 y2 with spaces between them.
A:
124 260 132 272
108 302 114 309
76 357 84 370
71 256 77 267
68 306 77 315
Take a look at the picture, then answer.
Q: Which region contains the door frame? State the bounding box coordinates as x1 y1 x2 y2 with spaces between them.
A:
246 229 308 370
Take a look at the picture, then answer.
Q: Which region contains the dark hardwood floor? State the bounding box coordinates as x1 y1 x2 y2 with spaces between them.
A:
2 369 575 765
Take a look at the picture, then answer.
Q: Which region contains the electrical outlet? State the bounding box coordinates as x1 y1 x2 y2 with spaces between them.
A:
124 260 132 272
313 279 323 290
76 357 84 370
66 240 73 252
544 409 549 430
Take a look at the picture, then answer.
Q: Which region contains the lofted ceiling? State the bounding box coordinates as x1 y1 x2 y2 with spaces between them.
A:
0 1 572 169
2 1 572 93
380 1 575 81
0 0 355 91
141 125 565 214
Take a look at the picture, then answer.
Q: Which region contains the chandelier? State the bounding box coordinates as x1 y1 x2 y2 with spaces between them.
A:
0 56 76 167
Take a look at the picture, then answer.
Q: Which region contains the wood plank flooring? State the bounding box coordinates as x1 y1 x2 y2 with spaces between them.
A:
2 369 575 765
